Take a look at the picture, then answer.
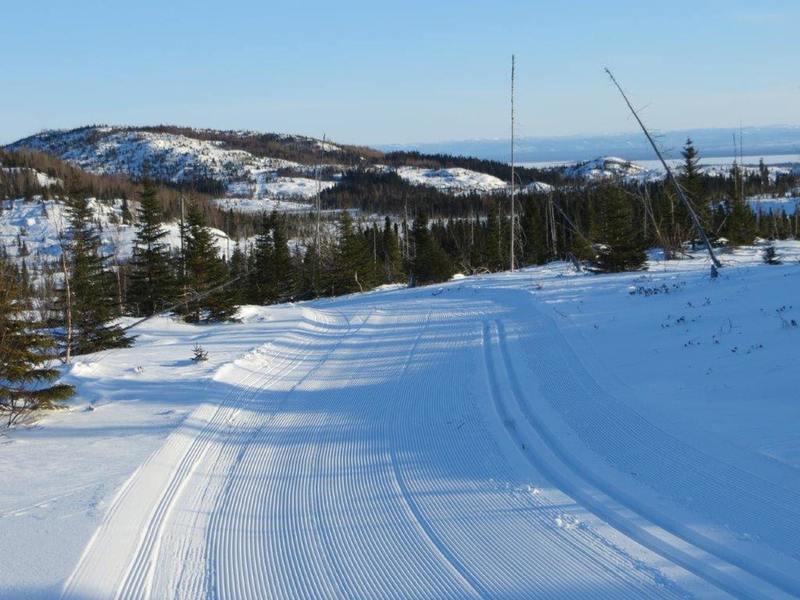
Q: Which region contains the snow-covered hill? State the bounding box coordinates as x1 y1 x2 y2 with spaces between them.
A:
7 128 558 210
554 155 800 184
0 197 234 268
8 127 302 185
396 165 554 196
560 156 661 183
1 165 62 188
396 166 508 194
2 245 800 598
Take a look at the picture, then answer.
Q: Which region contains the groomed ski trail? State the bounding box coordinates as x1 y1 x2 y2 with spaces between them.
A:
62 283 800 599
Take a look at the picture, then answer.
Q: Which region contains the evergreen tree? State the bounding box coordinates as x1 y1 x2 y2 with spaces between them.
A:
381 216 404 283
248 212 275 304
59 193 131 355
227 243 248 306
485 201 505 271
758 158 770 191
127 180 176 316
180 204 236 322
520 196 547 265
679 139 711 238
411 212 453 285
725 189 757 247
269 211 295 301
1 258 74 426
591 185 648 273
246 211 295 304
332 211 377 294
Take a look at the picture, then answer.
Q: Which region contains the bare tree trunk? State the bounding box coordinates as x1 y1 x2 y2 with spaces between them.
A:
605 68 721 272
60 251 72 364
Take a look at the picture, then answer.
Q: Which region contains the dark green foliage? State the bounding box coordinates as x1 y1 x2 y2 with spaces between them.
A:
725 196 758 247
590 185 648 273
191 343 209 362
127 179 177 316
59 190 132 355
380 217 405 283
1 258 74 426
679 139 709 227
247 211 296 304
485 202 505 271
180 204 236 322
762 245 781 265
331 211 378 294
411 212 453 285
227 243 248 306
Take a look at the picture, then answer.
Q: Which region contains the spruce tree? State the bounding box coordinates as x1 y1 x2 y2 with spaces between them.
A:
591 185 647 273
269 211 295 302
59 193 131 355
485 201 504 271
381 216 404 283
127 180 176 316
521 196 548 265
248 212 275 304
228 243 247 306
411 212 453 285
332 211 377 294
1 258 74 426
725 191 757 247
679 139 711 240
180 204 235 322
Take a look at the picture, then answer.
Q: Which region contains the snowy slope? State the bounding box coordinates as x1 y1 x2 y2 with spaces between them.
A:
747 194 799 215
6 127 350 213
0 165 61 187
2 245 800 598
553 155 800 184
395 165 553 196
7 127 300 184
0 197 234 266
7 128 563 207
396 165 509 194
561 156 662 183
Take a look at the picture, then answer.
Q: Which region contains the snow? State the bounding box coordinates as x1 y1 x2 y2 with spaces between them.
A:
537 154 800 185
6 128 349 215
396 166 509 194
1 166 61 187
561 156 662 183
225 172 337 200
393 165 553 196
2 243 800 598
523 180 554 194
0 197 235 266
212 197 317 214
747 194 799 215
8 127 302 184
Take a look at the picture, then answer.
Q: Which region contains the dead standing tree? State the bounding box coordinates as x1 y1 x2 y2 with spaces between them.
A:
604 68 722 276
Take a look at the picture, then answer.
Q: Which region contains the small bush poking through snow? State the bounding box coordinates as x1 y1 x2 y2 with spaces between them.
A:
192 343 209 363
762 245 782 265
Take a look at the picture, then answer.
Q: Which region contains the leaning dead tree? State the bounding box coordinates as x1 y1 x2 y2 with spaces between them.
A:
604 68 722 275
509 54 516 272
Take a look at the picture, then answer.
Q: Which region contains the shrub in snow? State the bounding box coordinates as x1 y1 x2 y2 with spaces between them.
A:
192 343 209 363
762 245 782 265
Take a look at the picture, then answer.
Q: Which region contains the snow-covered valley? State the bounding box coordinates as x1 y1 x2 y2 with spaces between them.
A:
2 246 799 599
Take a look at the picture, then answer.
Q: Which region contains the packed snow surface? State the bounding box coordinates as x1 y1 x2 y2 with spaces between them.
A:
2 244 800 599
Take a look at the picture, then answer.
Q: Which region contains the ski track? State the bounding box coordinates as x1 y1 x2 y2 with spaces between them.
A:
61 285 800 599
488 287 800 597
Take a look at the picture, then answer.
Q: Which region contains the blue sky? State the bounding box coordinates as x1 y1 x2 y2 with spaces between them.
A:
1 0 798 146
